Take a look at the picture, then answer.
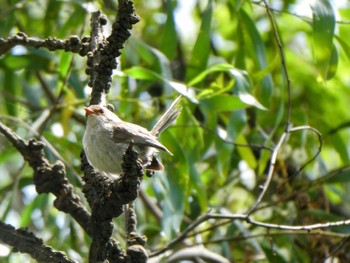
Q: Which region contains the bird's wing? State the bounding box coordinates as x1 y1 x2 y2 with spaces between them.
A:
112 122 172 155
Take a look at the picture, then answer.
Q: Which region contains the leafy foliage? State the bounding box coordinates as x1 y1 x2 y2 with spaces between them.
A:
1 0 350 262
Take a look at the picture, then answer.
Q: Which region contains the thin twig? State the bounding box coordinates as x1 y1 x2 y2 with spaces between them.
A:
247 125 321 215
186 219 232 239
139 189 163 220
249 217 350 231
289 125 322 176
200 229 348 245
149 213 247 257
250 165 350 212
323 236 350 262
35 72 57 103
150 211 350 257
262 0 292 130
248 131 288 215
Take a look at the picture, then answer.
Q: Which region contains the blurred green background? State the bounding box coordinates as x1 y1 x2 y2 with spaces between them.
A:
1 0 350 262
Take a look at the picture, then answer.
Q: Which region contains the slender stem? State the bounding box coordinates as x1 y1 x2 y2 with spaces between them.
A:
248 131 288 215
262 0 292 130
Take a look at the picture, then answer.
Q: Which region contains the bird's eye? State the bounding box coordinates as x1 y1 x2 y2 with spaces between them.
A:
98 108 104 114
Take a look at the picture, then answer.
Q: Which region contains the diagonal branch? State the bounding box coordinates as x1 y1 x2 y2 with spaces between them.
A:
150 210 350 258
0 217 76 262
0 122 91 235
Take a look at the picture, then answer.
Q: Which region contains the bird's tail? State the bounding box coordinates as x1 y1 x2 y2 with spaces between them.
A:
151 95 182 137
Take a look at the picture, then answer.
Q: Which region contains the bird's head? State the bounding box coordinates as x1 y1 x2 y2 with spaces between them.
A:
84 105 121 123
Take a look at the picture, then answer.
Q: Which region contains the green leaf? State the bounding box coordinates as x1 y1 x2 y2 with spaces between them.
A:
325 44 338 80
330 133 350 165
186 0 213 81
0 6 16 36
300 208 343 221
159 132 188 238
20 194 44 227
162 195 184 238
58 52 73 79
61 89 76 136
236 133 257 169
311 0 336 80
324 170 350 184
44 0 62 36
123 66 198 103
227 109 246 141
188 63 234 87
335 35 350 61
1 55 30 69
261 241 289 263
215 136 235 177
237 91 266 110
0 48 54 73
239 9 273 104
324 184 350 204
128 38 172 79
69 73 86 99
128 38 157 65
189 158 208 211
3 69 18 116
189 64 266 110
201 94 246 112
58 4 86 38
160 0 177 59
230 68 267 110
124 66 160 81
239 9 267 70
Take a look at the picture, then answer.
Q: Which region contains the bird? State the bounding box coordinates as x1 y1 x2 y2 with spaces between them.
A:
82 96 182 176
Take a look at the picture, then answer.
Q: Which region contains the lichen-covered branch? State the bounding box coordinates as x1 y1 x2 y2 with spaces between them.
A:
0 32 90 56
81 142 146 262
125 203 148 263
87 0 140 105
80 1 146 262
0 215 75 263
0 122 91 236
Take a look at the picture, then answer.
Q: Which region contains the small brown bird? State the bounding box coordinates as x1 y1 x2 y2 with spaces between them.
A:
82 96 181 176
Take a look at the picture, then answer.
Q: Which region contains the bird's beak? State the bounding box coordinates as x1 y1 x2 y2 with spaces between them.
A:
84 107 94 116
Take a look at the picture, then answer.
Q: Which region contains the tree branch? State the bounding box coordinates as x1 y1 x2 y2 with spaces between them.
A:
81 1 144 261
0 32 90 56
87 0 140 105
0 221 75 263
150 211 350 258
0 122 91 235
81 142 146 262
